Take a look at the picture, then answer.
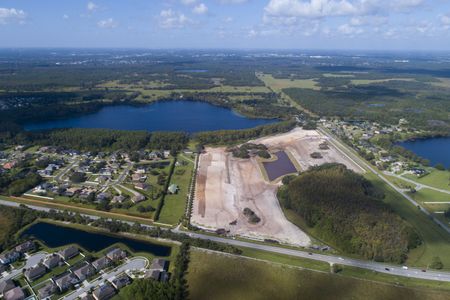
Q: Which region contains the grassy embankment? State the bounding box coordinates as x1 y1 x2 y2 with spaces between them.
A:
187 250 450 300
158 154 195 225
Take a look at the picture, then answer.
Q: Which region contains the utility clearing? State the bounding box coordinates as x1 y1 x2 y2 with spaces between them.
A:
192 128 363 246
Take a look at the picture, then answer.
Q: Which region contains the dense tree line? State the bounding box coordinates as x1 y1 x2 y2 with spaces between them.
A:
0 206 39 252
195 120 296 145
279 164 421 263
0 169 42 196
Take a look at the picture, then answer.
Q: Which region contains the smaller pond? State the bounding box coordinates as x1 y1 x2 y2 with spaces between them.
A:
263 151 297 181
398 137 450 168
22 222 171 256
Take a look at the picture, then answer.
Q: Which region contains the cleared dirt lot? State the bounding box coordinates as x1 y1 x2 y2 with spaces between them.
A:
192 147 311 246
192 128 363 246
252 128 364 173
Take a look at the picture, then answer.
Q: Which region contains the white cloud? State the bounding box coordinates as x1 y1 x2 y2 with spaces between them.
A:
264 0 362 19
97 18 118 29
338 23 363 36
442 14 450 25
181 0 197 4
63 14 69 20
0 8 26 25
193 3 208 14
159 9 193 29
87 2 98 12
219 0 249 4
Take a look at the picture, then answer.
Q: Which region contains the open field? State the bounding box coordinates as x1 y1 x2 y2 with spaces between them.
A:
257 73 320 90
158 155 195 225
0 211 14 247
350 78 417 85
403 170 450 191
187 250 450 300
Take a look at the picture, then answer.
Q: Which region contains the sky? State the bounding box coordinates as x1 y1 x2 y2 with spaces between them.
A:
1 0 450 50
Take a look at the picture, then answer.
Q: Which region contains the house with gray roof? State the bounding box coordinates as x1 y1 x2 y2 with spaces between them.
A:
54 272 79 292
43 254 62 269
106 248 126 262
15 241 35 254
92 256 111 271
73 264 95 281
38 282 57 299
150 258 169 271
109 273 131 290
0 279 15 297
58 246 79 261
3 286 25 300
92 284 116 300
24 264 46 281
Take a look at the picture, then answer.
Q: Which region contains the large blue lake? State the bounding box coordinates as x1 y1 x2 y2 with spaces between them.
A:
398 137 450 168
24 101 276 133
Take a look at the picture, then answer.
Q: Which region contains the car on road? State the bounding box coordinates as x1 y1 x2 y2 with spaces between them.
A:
422 269 427 272
402 266 408 270
308 252 313 255
385 268 390 271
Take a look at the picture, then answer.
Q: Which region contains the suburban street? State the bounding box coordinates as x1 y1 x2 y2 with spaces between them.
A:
2 198 450 283
1 252 47 281
63 257 148 300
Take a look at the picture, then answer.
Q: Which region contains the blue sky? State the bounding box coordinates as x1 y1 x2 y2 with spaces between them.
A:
1 0 450 50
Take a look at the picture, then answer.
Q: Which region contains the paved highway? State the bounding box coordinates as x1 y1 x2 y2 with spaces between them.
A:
2 198 450 283
319 128 450 234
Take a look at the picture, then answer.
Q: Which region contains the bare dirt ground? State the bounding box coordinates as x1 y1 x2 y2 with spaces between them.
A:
191 128 363 246
252 128 364 173
192 147 311 246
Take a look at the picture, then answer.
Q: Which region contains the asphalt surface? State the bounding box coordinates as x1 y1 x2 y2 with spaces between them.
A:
2 198 450 283
2 252 47 281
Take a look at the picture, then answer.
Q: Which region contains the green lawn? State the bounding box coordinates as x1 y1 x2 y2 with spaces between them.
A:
367 173 450 269
158 156 194 225
407 188 450 204
187 250 450 300
403 170 450 191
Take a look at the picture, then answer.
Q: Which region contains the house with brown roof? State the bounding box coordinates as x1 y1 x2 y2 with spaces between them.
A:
109 273 131 290
58 246 79 261
54 273 80 292
3 287 25 300
92 257 111 271
106 248 126 262
38 282 57 299
0 279 15 297
15 241 35 254
43 254 62 269
73 264 95 281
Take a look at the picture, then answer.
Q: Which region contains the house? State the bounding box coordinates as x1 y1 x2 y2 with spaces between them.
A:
0 280 15 297
134 183 149 191
131 194 145 204
79 293 94 300
38 282 57 299
111 195 126 204
135 166 146 174
109 273 131 289
96 192 111 202
2 161 17 170
131 173 146 182
58 246 79 261
106 248 126 262
43 254 62 269
168 184 179 194
3 286 25 300
15 240 35 254
24 264 46 281
0 264 7 274
150 259 169 272
144 269 161 281
92 284 116 300
92 257 112 271
0 251 20 265
54 273 79 292
64 187 81 197
73 264 95 281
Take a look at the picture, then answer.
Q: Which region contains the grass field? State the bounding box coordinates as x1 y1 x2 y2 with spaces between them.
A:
0 211 14 247
367 173 450 269
158 155 194 225
408 188 450 204
187 250 450 300
350 78 416 85
403 170 450 191
258 73 320 90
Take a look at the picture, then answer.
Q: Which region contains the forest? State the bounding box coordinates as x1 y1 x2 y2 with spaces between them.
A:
279 164 421 263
